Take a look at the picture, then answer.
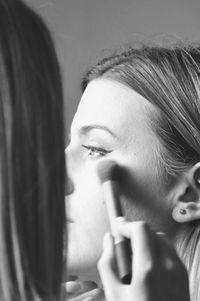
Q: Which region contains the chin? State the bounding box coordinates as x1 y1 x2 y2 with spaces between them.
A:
66 225 103 283
66 247 101 283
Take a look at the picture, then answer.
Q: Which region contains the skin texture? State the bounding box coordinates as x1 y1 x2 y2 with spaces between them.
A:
65 78 178 282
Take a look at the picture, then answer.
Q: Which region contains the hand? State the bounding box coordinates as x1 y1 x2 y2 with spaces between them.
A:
61 279 105 301
98 220 190 301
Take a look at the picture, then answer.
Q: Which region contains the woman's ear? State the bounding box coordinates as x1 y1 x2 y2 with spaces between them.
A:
172 163 200 223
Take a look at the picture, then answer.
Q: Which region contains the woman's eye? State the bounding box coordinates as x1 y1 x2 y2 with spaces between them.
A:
81 144 112 159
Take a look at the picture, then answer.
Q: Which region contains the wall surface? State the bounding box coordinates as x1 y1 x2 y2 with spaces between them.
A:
27 0 200 134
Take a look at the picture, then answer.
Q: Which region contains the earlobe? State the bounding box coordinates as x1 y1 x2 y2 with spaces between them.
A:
172 202 200 223
172 164 200 223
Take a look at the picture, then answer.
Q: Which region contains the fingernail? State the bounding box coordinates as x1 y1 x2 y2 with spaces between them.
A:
64 281 82 294
115 216 126 223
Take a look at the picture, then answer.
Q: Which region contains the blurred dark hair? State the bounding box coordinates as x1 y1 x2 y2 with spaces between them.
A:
0 0 65 300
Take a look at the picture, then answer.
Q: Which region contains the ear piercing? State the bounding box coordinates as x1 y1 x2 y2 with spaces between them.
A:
179 208 187 215
194 168 200 187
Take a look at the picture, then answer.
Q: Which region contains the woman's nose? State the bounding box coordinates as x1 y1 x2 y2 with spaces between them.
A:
64 148 74 195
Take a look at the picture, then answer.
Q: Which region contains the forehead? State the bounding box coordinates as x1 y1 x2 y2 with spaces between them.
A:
72 79 158 140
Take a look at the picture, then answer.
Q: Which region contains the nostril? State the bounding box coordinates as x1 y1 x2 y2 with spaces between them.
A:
65 177 74 195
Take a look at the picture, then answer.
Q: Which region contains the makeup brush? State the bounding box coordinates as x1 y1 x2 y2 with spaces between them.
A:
97 159 132 284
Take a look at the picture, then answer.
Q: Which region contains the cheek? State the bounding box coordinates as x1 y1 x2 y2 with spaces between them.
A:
78 193 108 229
70 167 110 229
119 169 172 232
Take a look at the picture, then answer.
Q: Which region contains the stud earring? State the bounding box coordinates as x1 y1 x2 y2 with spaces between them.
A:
179 208 187 215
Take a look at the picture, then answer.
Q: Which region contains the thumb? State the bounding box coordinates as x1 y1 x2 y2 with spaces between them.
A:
98 233 121 300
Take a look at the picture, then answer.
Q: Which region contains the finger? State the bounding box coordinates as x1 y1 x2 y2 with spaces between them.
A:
63 281 82 297
66 288 104 301
63 281 98 297
115 220 157 276
98 232 121 299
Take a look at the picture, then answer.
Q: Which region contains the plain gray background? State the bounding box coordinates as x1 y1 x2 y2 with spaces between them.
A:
27 0 200 135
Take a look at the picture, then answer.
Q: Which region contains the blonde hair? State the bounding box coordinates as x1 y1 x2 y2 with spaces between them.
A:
0 0 65 300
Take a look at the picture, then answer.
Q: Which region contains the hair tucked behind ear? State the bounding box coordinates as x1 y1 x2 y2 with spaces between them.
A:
0 0 65 300
82 43 200 301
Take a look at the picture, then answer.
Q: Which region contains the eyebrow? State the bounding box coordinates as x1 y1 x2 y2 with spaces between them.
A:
78 124 119 140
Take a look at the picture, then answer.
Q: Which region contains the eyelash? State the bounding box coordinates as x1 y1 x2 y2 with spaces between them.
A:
81 144 112 158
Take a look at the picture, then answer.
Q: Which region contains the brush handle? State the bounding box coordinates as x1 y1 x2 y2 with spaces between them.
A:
115 239 132 284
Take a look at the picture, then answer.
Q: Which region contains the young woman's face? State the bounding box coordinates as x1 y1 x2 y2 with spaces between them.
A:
65 79 175 282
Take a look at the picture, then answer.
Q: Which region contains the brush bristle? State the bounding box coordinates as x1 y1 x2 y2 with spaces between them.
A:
97 160 121 183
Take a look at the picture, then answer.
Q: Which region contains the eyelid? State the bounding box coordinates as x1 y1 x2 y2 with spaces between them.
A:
81 144 112 154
